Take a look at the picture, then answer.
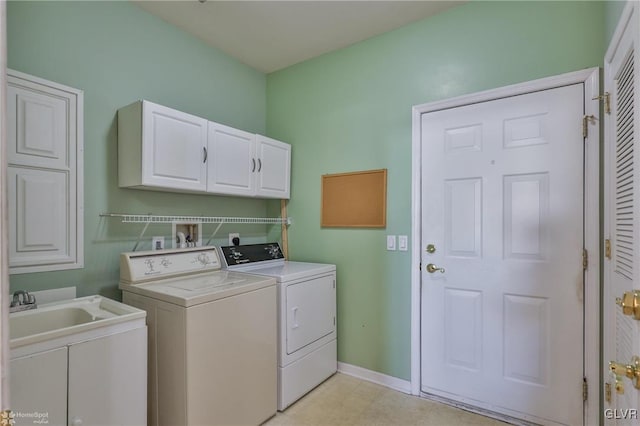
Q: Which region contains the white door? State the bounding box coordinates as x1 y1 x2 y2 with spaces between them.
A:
603 3 640 424
207 122 256 196
142 101 208 191
420 84 584 425
256 135 291 199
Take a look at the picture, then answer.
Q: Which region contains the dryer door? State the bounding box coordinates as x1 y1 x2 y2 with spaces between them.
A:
286 274 336 354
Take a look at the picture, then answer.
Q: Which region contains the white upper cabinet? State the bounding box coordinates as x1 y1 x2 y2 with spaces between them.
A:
255 135 291 199
207 122 257 196
118 100 208 192
118 100 291 199
7 70 84 274
207 124 291 199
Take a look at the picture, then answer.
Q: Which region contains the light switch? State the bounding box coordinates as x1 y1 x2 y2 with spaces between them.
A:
398 235 408 251
387 235 396 251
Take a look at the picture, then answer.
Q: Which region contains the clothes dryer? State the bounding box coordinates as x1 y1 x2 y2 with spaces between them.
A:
220 243 337 410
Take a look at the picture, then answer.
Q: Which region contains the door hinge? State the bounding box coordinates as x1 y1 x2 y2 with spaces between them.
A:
333 317 336 326
583 115 596 138
605 382 612 404
583 249 588 270
583 377 588 402
333 280 336 289
593 92 611 114
605 239 612 260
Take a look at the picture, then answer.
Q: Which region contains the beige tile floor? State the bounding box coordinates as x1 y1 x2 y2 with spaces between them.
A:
265 373 509 426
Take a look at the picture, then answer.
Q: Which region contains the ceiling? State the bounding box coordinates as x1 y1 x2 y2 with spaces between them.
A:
134 1 465 73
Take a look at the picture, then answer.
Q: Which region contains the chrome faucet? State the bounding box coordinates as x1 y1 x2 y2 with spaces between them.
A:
10 290 37 313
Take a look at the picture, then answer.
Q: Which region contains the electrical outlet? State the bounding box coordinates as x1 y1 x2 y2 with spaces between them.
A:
229 233 240 246
152 236 165 251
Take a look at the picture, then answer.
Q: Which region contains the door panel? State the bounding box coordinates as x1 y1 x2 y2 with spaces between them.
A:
604 3 640 424
421 84 584 425
207 122 256 196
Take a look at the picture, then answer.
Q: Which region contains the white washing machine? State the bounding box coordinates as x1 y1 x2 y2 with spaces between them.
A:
119 246 277 426
220 242 337 411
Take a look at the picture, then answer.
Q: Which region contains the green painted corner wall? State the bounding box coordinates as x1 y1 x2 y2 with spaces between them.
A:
7 1 271 299
266 1 606 380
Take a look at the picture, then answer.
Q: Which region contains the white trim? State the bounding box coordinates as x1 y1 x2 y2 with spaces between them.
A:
337 362 411 394
411 67 601 425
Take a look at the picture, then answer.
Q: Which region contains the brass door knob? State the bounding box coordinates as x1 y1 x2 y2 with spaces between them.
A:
616 290 640 320
426 263 445 274
610 356 640 389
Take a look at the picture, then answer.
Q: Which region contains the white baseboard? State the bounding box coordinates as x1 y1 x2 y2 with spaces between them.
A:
337 362 412 394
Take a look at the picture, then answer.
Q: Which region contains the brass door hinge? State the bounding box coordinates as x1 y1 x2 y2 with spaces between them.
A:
605 382 612 404
583 249 588 270
593 92 611 114
583 115 596 138
605 239 612 260
583 377 588 402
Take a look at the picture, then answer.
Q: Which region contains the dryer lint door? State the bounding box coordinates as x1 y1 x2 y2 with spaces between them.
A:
286 274 335 354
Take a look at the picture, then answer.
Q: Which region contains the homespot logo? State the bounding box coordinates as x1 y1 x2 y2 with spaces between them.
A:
604 408 638 420
13 411 49 424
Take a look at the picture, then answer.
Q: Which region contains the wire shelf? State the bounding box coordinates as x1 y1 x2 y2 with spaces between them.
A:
100 213 290 225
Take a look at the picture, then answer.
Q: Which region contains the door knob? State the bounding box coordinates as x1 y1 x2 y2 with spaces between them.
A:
610 356 640 389
426 244 436 254
616 290 640 320
426 263 445 274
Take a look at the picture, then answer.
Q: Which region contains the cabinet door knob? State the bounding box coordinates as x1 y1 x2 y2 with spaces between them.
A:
258 158 262 172
203 147 208 163
251 158 256 172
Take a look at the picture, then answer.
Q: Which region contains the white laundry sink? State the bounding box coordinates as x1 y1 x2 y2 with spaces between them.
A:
10 296 146 353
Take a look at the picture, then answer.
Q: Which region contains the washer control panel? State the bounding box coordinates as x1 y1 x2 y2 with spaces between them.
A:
120 247 220 283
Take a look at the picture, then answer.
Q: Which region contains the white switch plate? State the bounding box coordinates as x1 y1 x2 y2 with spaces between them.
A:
386 235 396 251
229 233 240 246
398 235 408 251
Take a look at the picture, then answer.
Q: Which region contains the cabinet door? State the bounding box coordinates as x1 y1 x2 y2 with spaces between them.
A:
68 327 147 426
207 122 257 196
7 70 82 274
8 167 73 268
142 101 207 191
256 135 291 199
10 347 68 425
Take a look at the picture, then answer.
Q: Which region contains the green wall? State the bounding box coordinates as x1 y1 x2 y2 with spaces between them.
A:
7 1 271 299
266 1 606 380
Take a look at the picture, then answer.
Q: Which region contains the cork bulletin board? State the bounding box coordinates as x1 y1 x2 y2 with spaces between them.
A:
321 169 387 228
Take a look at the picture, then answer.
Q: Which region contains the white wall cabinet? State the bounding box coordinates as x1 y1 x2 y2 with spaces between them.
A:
10 327 147 426
119 100 208 192
118 100 290 199
208 124 291 198
7 70 84 274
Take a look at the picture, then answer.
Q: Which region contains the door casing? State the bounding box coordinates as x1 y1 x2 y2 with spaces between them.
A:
410 68 601 425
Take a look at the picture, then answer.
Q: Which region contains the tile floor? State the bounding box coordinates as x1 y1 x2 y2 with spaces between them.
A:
265 373 509 426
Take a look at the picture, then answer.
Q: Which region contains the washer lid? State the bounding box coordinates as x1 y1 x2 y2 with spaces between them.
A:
120 270 275 307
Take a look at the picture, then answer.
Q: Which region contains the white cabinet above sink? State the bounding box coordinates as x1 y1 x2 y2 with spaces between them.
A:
118 100 290 199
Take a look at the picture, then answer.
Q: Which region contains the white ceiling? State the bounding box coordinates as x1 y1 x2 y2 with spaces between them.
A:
134 1 465 73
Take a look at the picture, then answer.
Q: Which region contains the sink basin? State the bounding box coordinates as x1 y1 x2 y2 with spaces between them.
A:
10 296 146 352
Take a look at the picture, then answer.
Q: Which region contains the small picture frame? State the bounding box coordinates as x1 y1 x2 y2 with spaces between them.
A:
172 221 202 248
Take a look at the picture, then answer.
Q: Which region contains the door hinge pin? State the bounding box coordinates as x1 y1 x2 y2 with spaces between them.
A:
592 92 611 114
605 239 612 260
583 377 588 402
583 115 596 138
583 249 588 270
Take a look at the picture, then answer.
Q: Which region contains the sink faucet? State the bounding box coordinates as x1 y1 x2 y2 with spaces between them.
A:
10 290 37 313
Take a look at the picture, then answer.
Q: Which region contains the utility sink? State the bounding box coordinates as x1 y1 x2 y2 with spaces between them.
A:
10 296 146 352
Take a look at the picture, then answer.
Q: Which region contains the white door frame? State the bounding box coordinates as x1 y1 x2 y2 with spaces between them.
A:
410 68 600 425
